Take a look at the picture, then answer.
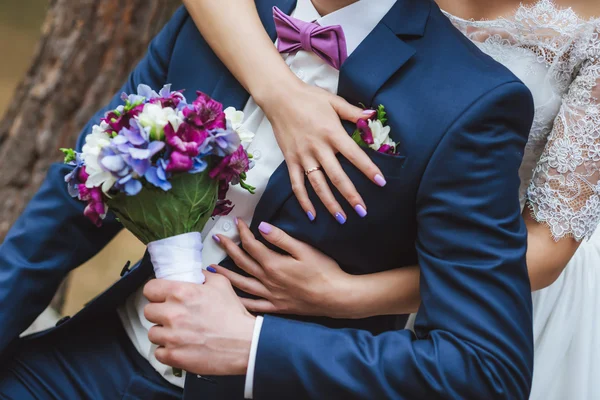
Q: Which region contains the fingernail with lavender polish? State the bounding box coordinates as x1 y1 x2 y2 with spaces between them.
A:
258 222 273 234
335 212 346 225
362 109 376 118
374 174 387 187
354 205 367 218
207 266 217 273
307 211 315 222
234 217 239 226
212 234 220 243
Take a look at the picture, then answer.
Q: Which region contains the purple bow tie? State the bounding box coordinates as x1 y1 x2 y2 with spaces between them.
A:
273 6 348 70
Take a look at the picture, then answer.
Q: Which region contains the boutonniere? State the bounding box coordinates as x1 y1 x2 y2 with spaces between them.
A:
352 105 399 155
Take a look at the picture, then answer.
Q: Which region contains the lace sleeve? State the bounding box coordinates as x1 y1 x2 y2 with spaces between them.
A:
527 39 600 241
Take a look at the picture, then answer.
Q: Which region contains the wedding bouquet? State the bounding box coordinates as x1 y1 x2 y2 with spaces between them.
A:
61 84 255 286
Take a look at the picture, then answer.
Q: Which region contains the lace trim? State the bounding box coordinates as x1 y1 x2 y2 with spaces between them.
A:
444 0 600 241
527 62 600 241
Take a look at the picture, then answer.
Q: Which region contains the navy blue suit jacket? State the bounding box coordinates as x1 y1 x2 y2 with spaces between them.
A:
0 1 535 398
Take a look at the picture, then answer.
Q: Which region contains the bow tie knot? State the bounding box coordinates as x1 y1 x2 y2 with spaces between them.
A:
273 6 348 70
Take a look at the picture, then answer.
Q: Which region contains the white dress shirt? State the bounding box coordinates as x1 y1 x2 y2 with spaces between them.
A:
117 0 397 394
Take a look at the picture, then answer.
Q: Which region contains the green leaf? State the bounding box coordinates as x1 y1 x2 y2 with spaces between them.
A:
107 172 219 244
60 148 77 163
351 129 368 148
377 104 387 125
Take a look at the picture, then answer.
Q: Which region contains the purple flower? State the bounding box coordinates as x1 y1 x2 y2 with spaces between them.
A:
102 104 144 134
145 158 172 191
150 84 188 110
165 122 206 157
115 174 143 196
202 128 241 157
136 84 160 101
102 121 165 179
209 146 250 184
189 155 208 174
357 118 374 145
377 144 396 155
120 120 149 146
78 184 106 227
183 92 226 131
217 179 229 200
212 199 234 217
166 151 194 172
64 153 85 197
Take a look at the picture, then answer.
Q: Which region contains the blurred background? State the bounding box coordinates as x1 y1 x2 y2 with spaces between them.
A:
0 0 154 320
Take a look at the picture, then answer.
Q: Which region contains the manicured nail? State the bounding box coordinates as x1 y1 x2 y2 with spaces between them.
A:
374 174 387 187
212 234 220 243
354 205 367 218
362 109 376 118
207 266 217 273
234 217 239 226
307 211 315 221
258 222 273 234
335 212 346 225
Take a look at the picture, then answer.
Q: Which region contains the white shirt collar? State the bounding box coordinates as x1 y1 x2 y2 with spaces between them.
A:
293 0 398 56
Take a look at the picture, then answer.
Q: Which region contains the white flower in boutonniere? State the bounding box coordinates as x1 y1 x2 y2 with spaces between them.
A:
225 107 255 147
352 105 399 155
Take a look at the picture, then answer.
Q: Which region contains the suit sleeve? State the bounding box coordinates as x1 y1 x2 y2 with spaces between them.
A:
252 82 535 399
0 7 189 356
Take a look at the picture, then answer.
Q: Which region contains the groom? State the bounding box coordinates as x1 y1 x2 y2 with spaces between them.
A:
0 0 535 399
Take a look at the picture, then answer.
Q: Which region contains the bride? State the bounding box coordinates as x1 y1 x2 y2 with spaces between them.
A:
181 0 600 398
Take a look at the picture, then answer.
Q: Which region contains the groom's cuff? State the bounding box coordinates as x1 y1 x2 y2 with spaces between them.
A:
244 315 264 399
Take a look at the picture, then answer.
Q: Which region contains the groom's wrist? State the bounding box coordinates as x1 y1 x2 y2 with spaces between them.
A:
229 314 257 375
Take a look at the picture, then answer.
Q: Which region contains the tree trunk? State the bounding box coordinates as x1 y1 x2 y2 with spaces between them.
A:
0 0 180 312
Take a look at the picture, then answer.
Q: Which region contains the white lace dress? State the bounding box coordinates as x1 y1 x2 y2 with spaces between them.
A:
445 1 600 398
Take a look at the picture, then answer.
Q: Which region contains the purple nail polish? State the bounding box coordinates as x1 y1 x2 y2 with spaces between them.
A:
362 109 376 118
307 211 315 221
374 174 387 187
258 222 273 234
354 205 367 218
212 234 220 243
335 213 346 225
234 217 239 226
207 266 217 273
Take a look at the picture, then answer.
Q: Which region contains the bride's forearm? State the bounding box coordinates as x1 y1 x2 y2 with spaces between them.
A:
182 0 301 105
333 266 421 319
523 207 580 291
334 209 582 320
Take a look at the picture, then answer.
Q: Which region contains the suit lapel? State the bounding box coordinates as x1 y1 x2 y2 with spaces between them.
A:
338 24 416 106
339 0 431 106
253 0 432 225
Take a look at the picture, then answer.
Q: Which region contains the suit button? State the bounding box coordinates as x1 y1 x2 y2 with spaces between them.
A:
120 261 132 277
55 316 71 327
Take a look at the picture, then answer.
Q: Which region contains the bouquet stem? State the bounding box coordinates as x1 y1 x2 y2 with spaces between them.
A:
147 232 206 379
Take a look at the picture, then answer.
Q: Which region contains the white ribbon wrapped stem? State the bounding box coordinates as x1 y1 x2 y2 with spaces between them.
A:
147 232 206 284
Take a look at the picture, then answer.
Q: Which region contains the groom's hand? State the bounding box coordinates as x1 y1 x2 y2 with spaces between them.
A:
143 274 256 375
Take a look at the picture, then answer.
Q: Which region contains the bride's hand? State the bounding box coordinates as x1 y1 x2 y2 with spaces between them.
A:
211 219 354 318
255 81 386 223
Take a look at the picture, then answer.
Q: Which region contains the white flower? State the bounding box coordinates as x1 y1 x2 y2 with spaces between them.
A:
367 119 393 151
137 103 183 139
225 106 255 146
81 127 117 194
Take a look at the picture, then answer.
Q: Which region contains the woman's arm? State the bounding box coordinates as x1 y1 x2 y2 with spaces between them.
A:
182 0 296 101
213 213 580 319
182 0 387 223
